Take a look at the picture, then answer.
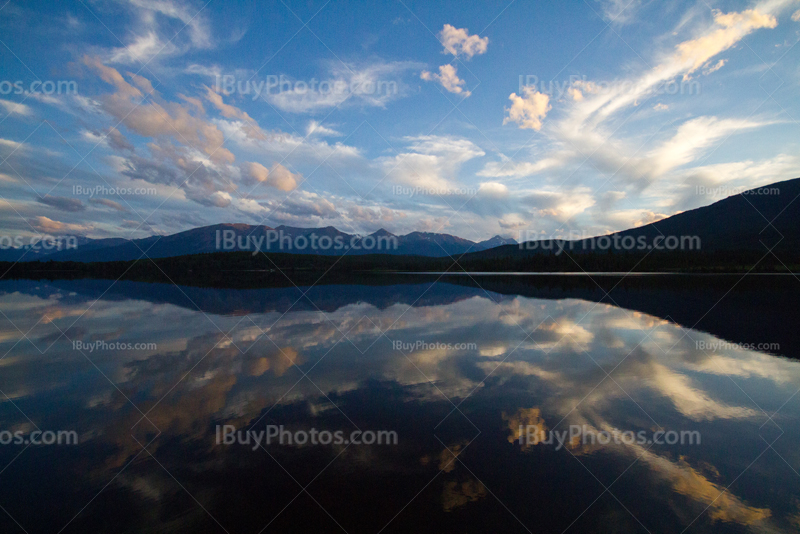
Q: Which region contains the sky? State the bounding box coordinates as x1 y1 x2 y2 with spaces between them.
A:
0 0 798 243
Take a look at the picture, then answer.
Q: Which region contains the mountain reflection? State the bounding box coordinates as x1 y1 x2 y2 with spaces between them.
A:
0 278 799 533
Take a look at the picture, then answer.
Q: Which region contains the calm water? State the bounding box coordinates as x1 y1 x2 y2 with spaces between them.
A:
1 277 799 533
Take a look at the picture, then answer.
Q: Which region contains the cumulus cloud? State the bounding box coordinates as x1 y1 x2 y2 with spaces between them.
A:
503 87 551 130
421 65 471 96
267 164 301 192
243 162 299 191
438 24 489 58
793 9 800 21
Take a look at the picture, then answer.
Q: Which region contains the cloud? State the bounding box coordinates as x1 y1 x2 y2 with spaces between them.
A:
108 32 173 64
597 0 642 24
503 87 551 130
267 191 339 223
83 127 135 151
702 59 727 75
438 24 488 58
0 99 32 117
477 182 508 198
675 9 776 76
648 116 771 176
421 65 471 96
243 162 299 191
478 157 561 178
267 164 301 192
521 189 596 221
306 121 341 137
0 137 26 153
36 195 86 212
264 61 421 113
498 216 527 230
83 56 235 164
381 135 484 192
89 198 130 212
195 191 232 208
107 0 212 64
793 9 800 21
128 0 212 48
29 216 92 234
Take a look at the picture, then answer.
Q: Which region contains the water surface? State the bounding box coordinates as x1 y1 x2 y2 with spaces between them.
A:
0 277 798 533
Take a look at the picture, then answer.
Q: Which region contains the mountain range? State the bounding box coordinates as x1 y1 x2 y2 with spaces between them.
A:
3 177 799 264
0 224 517 262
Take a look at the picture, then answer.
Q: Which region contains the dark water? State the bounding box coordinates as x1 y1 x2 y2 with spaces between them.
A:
1 276 799 533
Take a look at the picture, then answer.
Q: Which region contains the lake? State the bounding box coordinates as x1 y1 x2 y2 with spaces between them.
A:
1 275 799 533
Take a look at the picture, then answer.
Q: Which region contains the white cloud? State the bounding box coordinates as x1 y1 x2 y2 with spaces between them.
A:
420 64 471 96
128 0 212 47
702 59 727 75
522 188 596 221
648 116 771 176
503 87 551 130
793 9 800 21
438 24 489 59
0 99 32 117
477 182 509 198
108 32 174 64
381 135 484 191
265 61 421 113
478 157 561 178
598 0 642 25
306 121 342 137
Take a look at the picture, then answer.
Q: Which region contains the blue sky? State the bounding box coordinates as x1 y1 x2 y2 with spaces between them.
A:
0 0 798 242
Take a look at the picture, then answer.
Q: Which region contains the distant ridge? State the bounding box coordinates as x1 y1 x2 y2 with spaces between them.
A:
0 224 517 262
